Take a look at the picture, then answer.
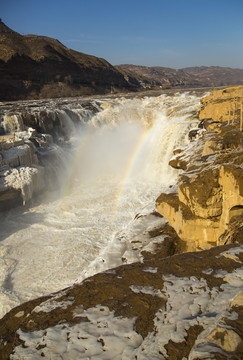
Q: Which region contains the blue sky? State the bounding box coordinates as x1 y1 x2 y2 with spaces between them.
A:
1 0 243 68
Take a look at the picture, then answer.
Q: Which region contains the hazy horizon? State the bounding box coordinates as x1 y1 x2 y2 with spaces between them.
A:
1 0 243 69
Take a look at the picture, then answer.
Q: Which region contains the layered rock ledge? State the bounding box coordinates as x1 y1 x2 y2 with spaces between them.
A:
0 86 242 359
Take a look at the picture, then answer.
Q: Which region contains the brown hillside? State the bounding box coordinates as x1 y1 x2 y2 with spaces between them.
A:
0 20 138 100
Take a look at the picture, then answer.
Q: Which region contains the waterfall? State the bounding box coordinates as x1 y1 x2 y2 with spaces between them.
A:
3 114 25 133
64 93 200 191
2 102 98 140
0 91 205 318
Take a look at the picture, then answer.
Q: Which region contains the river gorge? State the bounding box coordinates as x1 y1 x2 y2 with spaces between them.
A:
0 87 242 360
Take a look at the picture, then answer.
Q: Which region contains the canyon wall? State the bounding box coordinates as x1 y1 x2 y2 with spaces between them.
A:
156 86 243 251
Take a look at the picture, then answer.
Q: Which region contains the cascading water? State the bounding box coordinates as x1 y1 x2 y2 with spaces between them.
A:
0 91 206 318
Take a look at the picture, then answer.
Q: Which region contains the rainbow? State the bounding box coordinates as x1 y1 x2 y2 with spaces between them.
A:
112 123 156 216
60 119 157 218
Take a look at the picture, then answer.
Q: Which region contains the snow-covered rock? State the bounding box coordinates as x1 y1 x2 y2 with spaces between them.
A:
0 244 242 359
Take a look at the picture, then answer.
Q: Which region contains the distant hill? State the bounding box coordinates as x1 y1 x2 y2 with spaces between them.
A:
116 64 243 89
115 64 195 89
182 66 243 87
0 20 138 100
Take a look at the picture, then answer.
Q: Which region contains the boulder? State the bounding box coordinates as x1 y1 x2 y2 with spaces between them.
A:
218 214 243 245
169 131 215 171
202 138 224 156
157 153 243 251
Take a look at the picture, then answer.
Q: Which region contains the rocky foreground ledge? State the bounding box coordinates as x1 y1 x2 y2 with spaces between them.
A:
0 244 242 360
0 87 242 359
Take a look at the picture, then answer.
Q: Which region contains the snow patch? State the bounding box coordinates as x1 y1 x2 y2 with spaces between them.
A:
143 267 158 273
202 268 213 275
130 285 164 298
11 305 142 360
9 264 243 359
218 246 243 263
32 298 74 313
133 268 243 359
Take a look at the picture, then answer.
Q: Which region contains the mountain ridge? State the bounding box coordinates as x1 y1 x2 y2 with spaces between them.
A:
116 64 243 89
1 20 243 100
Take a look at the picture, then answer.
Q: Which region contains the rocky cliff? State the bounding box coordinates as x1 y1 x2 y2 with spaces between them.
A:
0 20 138 101
156 86 243 251
0 86 242 359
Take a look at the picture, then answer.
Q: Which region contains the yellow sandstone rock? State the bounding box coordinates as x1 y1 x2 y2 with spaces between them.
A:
156 193 220 251
199 85 243 124
156 85 243 251
219 164 243 230
207 327 242 353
